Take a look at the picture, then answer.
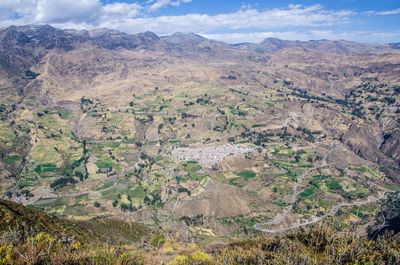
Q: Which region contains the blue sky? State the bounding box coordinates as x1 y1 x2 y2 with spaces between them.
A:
0 0 399 43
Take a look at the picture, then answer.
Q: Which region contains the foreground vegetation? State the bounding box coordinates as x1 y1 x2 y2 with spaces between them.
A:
1 222 400 264
1 197 400 264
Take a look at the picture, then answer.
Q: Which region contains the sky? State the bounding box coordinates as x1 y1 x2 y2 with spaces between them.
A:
0 0 399 43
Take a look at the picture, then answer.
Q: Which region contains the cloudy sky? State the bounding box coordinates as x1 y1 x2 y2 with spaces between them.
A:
0 0 399 43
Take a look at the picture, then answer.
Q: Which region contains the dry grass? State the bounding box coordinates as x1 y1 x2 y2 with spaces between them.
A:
2 222 400 264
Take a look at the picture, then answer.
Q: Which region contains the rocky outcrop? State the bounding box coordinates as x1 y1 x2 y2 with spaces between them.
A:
381 129 400 162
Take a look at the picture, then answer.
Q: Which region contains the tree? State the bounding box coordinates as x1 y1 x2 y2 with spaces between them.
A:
75 171 84 181
120 203 128 212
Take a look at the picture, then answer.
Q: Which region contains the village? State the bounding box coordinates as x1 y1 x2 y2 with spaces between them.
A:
171 143 257 167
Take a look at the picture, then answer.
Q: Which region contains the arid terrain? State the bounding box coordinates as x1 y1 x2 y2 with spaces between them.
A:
0 25 399 241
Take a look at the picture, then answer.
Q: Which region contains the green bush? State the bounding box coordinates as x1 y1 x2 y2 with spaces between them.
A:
150 232 164 248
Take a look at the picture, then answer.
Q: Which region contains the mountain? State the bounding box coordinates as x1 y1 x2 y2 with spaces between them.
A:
0 24 399 243
0 199 150 244
235 37 400 54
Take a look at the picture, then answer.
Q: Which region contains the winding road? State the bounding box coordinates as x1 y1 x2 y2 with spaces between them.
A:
255 191 388 233
254 145 388 233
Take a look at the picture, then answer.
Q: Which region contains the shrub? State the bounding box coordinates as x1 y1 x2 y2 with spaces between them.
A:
150 232 164 248
168 254 189 265
0 242 13 265
191 250 210 261
18 233 61 264
163 247 174 253
178 187 191 196
50 177 77 190
72 241 81 250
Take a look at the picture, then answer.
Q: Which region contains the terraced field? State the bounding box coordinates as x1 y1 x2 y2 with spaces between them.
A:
1 81 398 239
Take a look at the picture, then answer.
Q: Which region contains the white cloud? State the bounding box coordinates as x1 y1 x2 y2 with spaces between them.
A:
376 8 400 15
0 0 144 27
34 0 101 24
201 31 311 43
0 0 103 24
148 0 171 11
370 31 400 38
0 0 37 20
101 2 142 20
288 4 302 9
201 30 400 44
364 8 400 16
0 0 194 25
201 30 353 44
0 2 355 38
171 0 191 8
148 0 191 11
83 4 354 36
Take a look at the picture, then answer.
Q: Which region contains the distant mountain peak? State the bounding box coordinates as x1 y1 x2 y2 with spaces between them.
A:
233 36 397 54
0 24 398 57
163 32 209 44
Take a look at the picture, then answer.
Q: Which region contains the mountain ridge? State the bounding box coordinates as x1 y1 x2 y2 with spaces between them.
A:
2 24 399 54
0 198 151 244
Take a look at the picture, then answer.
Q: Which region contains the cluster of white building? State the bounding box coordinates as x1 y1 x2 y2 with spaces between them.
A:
171 144 256 167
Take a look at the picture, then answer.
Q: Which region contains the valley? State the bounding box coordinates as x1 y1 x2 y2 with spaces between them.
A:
0 25 399 242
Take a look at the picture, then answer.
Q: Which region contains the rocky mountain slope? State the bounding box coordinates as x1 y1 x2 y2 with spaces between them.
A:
0 198 150 244
2 196 400 264
234 37 400 54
